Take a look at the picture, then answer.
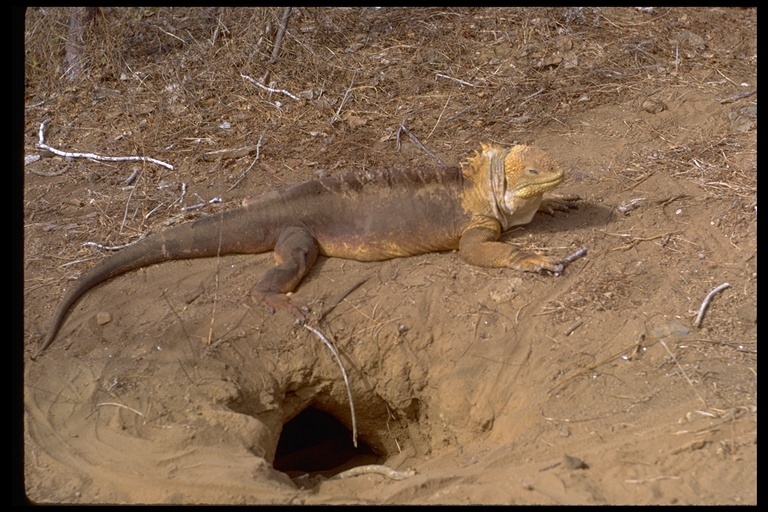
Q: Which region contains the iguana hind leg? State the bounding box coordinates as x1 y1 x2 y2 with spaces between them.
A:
251 226 319 321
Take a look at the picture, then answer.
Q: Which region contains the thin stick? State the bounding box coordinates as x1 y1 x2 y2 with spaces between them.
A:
122 167 140 185
549 339 646 396
563 319 583 337
427 93 451 140
561 247 588 265
82 233 149 251
626 475 681 484
316 277 369 323
60 256 99 268
303 323 358 447
397 122 447 169
660 339 707 407
435 73 478 88
120 171 139 232
144 203 164 220
180 196 222 212
96 402 145 417
517 87 546 109
240 74 300 101
206 213 225 346
333 72 357 122
269 7 292 64
36 120 174 170
331 465 416 481
227 132 265 192
717 89 756 104
694 282 730 328
27 165 71 177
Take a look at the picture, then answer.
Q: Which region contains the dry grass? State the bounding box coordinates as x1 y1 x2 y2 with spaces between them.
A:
22 8 757 504
25 7 755 168
23 6 756 277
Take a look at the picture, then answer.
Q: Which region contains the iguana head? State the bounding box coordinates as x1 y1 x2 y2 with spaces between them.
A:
463 143 564 229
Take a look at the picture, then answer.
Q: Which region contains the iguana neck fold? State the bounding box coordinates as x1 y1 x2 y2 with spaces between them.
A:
461 143 564 230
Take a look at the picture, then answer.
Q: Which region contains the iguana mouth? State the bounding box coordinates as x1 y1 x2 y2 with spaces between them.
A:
515 175 563 198
487 147 563 208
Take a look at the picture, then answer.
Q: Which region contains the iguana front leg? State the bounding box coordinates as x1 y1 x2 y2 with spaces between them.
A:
458 222 564 274
538 192 581 215
251 226 319 321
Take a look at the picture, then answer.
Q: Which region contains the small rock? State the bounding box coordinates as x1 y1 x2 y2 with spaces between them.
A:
563 52 579 69
96 311 112 325
674 30 707 50
730 105 757 133
556 36 573 53
641 98 667 114
535 55 562 69
651 320 691 339
563 454 588 470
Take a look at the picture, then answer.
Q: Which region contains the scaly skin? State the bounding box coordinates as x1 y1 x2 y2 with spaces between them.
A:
34 143 579 359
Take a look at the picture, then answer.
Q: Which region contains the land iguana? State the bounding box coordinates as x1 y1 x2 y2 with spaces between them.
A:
33 143 582 359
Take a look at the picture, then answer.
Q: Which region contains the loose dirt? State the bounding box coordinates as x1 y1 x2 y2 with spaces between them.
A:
22 7 755 504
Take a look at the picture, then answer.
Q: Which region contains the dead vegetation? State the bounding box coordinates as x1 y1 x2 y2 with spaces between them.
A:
23 7 755 505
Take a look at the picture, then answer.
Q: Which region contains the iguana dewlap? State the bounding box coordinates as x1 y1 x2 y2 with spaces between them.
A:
34 143 579 358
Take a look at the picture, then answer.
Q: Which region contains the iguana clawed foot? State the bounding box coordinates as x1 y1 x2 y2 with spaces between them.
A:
513 253 565 275
538 193 581 215
516 246 588 276
251 290 310 323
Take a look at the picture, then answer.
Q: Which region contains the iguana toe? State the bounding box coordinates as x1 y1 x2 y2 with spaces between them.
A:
251 291 309 322
538 193 581 215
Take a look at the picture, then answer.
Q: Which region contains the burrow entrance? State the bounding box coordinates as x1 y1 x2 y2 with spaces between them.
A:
273 405 383 478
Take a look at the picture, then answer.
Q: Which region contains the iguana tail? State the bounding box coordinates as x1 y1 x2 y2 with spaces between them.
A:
34 209 274 359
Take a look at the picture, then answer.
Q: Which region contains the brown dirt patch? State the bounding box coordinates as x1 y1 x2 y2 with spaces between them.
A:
23 7 755 504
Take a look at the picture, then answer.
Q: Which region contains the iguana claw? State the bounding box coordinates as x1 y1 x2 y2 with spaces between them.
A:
251 291 309 322
538 193 581 215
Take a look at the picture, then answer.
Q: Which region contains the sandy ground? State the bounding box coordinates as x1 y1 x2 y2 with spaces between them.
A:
21 7 755 504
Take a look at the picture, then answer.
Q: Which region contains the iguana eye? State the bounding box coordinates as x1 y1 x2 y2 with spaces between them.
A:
526 168 539 175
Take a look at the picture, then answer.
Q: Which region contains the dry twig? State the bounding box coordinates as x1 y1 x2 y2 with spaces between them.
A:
331 465 416 481
241 74 300 101
694 282 730 328
660 339 707 407
269 7 292 64
227 133 266 192
96 402 145 417
303 323 358 447
435 73 478 88
206 214 226 346
561 247 588 265
333 72 357 122
82 233 149 252
34 120 174 170
717 89 756 104
397 117 447 169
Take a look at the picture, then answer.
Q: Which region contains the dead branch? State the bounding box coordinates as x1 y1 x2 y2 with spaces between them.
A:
717 89 756 104
240 74 300 101
35 120 174 170
694 282 730 328
65 7 97 81
269 7 293 64
397 118 447 169
303 323 358 447
331 465 416 481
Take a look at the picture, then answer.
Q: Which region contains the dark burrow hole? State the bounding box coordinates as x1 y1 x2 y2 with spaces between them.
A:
273 406 382 477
